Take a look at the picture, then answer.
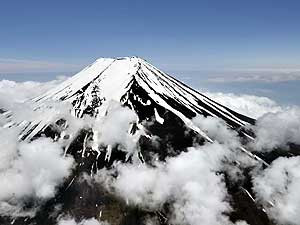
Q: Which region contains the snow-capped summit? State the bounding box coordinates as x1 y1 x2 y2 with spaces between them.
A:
34 57 138 104
2 57 274 225
28 56 255 142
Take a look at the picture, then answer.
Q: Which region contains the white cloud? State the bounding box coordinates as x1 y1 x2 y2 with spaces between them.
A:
192 114 240 149
92 101 139 154
0 78 68 129
253 156 300 225
0 127 20 170
203 92 282 119
96 142 241 225
192 114 261 181
0 79 85 218
0 137 74 216
249 107 300 151
1 76 299 225
203 90 300 152
57 217 110 225
0 78 66 106
0 78 80 144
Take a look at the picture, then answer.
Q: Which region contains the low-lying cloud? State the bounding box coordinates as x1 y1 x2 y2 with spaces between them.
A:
253 156 300 225
204 92 282 119
96 142 249 225
249 107 300 151
92 101 139 154
1 78 300 225
57 217 110 225
0 78 67 112
0 136 74 216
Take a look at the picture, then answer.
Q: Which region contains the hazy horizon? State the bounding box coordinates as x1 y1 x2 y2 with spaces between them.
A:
1 67 299 106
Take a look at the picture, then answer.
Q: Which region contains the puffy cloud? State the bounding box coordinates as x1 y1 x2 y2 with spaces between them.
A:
203 91 300 152
0 79 82 218
0 78 71 130
0 127 20 170
235 221 249 225
1 76 299 225
57 217 110 225
96 142 237 225
249 107 300 151
0 136 74 216
192 115 240 149
0 78 66 106
192 114 260 181
253 156 300 225
203 92 282 119
92 101 139 153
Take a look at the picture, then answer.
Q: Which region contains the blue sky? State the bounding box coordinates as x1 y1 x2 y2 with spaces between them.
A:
1 0 300 104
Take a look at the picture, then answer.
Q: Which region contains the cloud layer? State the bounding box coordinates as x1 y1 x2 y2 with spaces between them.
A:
92 101 139 154
0 78 66 105
204 92 282 118
253 156 300 225
1 78 300 225
96 142 238 225
57 217 109 225
250 107 300 151
0 136 74 217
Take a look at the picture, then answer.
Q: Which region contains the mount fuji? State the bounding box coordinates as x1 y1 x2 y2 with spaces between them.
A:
0 57 274 225
22 57 256 143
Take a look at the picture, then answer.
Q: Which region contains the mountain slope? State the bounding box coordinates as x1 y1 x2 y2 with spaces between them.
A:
21 56 255 142
1 56 274 225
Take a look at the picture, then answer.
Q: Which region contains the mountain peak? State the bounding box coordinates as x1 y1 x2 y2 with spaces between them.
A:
24 57 256 143
6 57 271 225
95 56 144 61
35 56 144 103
